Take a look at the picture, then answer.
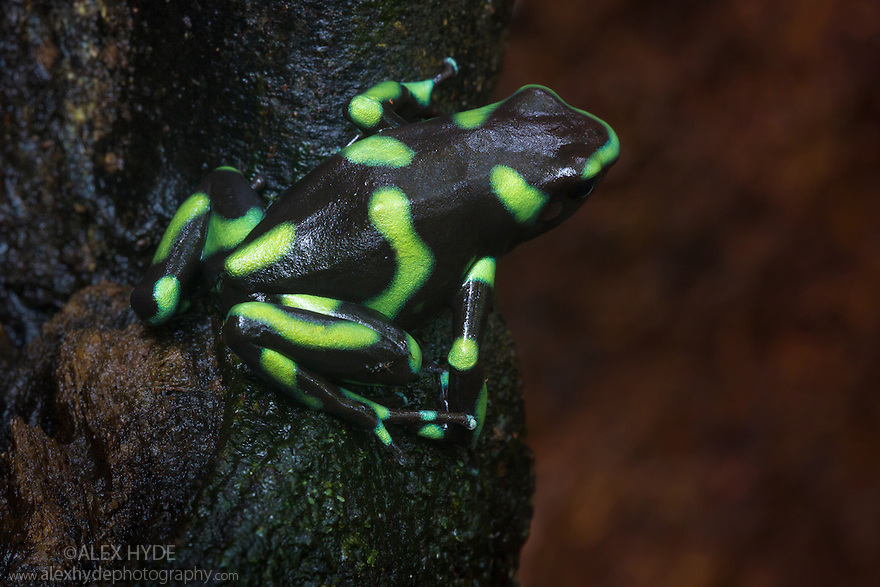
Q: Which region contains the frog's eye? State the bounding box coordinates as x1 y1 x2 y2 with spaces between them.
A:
567 177 596 201
539 200 563 223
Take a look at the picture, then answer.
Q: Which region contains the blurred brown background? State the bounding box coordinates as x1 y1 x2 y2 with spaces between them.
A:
492 0 880 585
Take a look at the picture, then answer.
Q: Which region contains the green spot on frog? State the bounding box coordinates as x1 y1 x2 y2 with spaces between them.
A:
232 302 381 350
204 207 264 257
364 187 434 318
150 276 180 324
466 257 496 286
152 192 209 264
471 382 488 446
279 294 343 315
364 80 402 103
583 125 621 179
348 95 384 128
224 222 297 277
405 332 422 373
260 349 323 410
489 165 548 224
343 135 415 168
418 424 444 440
452 102 499 129
448 336 478 371
342 389 392 420
374 424 393 446
402 79 435 107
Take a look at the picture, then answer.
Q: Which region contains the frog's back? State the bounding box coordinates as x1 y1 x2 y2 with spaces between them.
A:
219 86 617 326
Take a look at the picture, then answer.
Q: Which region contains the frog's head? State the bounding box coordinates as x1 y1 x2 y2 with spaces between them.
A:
489 85 619 246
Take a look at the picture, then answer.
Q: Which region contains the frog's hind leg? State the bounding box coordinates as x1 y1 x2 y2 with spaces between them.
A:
222 297 477 453
131 167 265 325
345 57 458 136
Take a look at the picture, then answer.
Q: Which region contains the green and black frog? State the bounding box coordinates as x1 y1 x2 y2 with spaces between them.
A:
131 58 619 455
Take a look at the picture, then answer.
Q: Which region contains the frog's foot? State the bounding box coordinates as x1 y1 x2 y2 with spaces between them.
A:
341 389 476 447
335 389 407 459
344 375 482 446
433 57 458 85
345 57 459 135
437 371 487 447
385 409 478 442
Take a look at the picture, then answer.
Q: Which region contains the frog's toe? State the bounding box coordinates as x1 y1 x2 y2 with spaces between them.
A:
367 421 407 463
434 57 458 83
380 409 477 445
385 440 406 464
418 423 479 447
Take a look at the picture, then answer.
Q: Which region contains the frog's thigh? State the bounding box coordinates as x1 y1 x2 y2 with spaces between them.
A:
131 167 264 324
224 300 422 386
223 317 395 448
223 300 475 448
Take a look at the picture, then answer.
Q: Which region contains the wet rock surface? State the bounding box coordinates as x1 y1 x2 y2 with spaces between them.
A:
2 2 529 583
1 284 532 585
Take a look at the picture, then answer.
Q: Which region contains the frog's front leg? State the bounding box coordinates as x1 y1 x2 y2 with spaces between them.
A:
131 167 265 324
345 57 458 136
440 257 497 446
222 295 477 454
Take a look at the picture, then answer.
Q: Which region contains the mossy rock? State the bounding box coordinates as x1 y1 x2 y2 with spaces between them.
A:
1 284 532 585
1 1 531 584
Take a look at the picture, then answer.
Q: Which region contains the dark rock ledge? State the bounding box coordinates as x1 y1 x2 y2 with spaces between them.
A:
1 283 533 585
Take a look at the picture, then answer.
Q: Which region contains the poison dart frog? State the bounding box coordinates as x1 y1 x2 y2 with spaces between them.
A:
131 58 619 455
